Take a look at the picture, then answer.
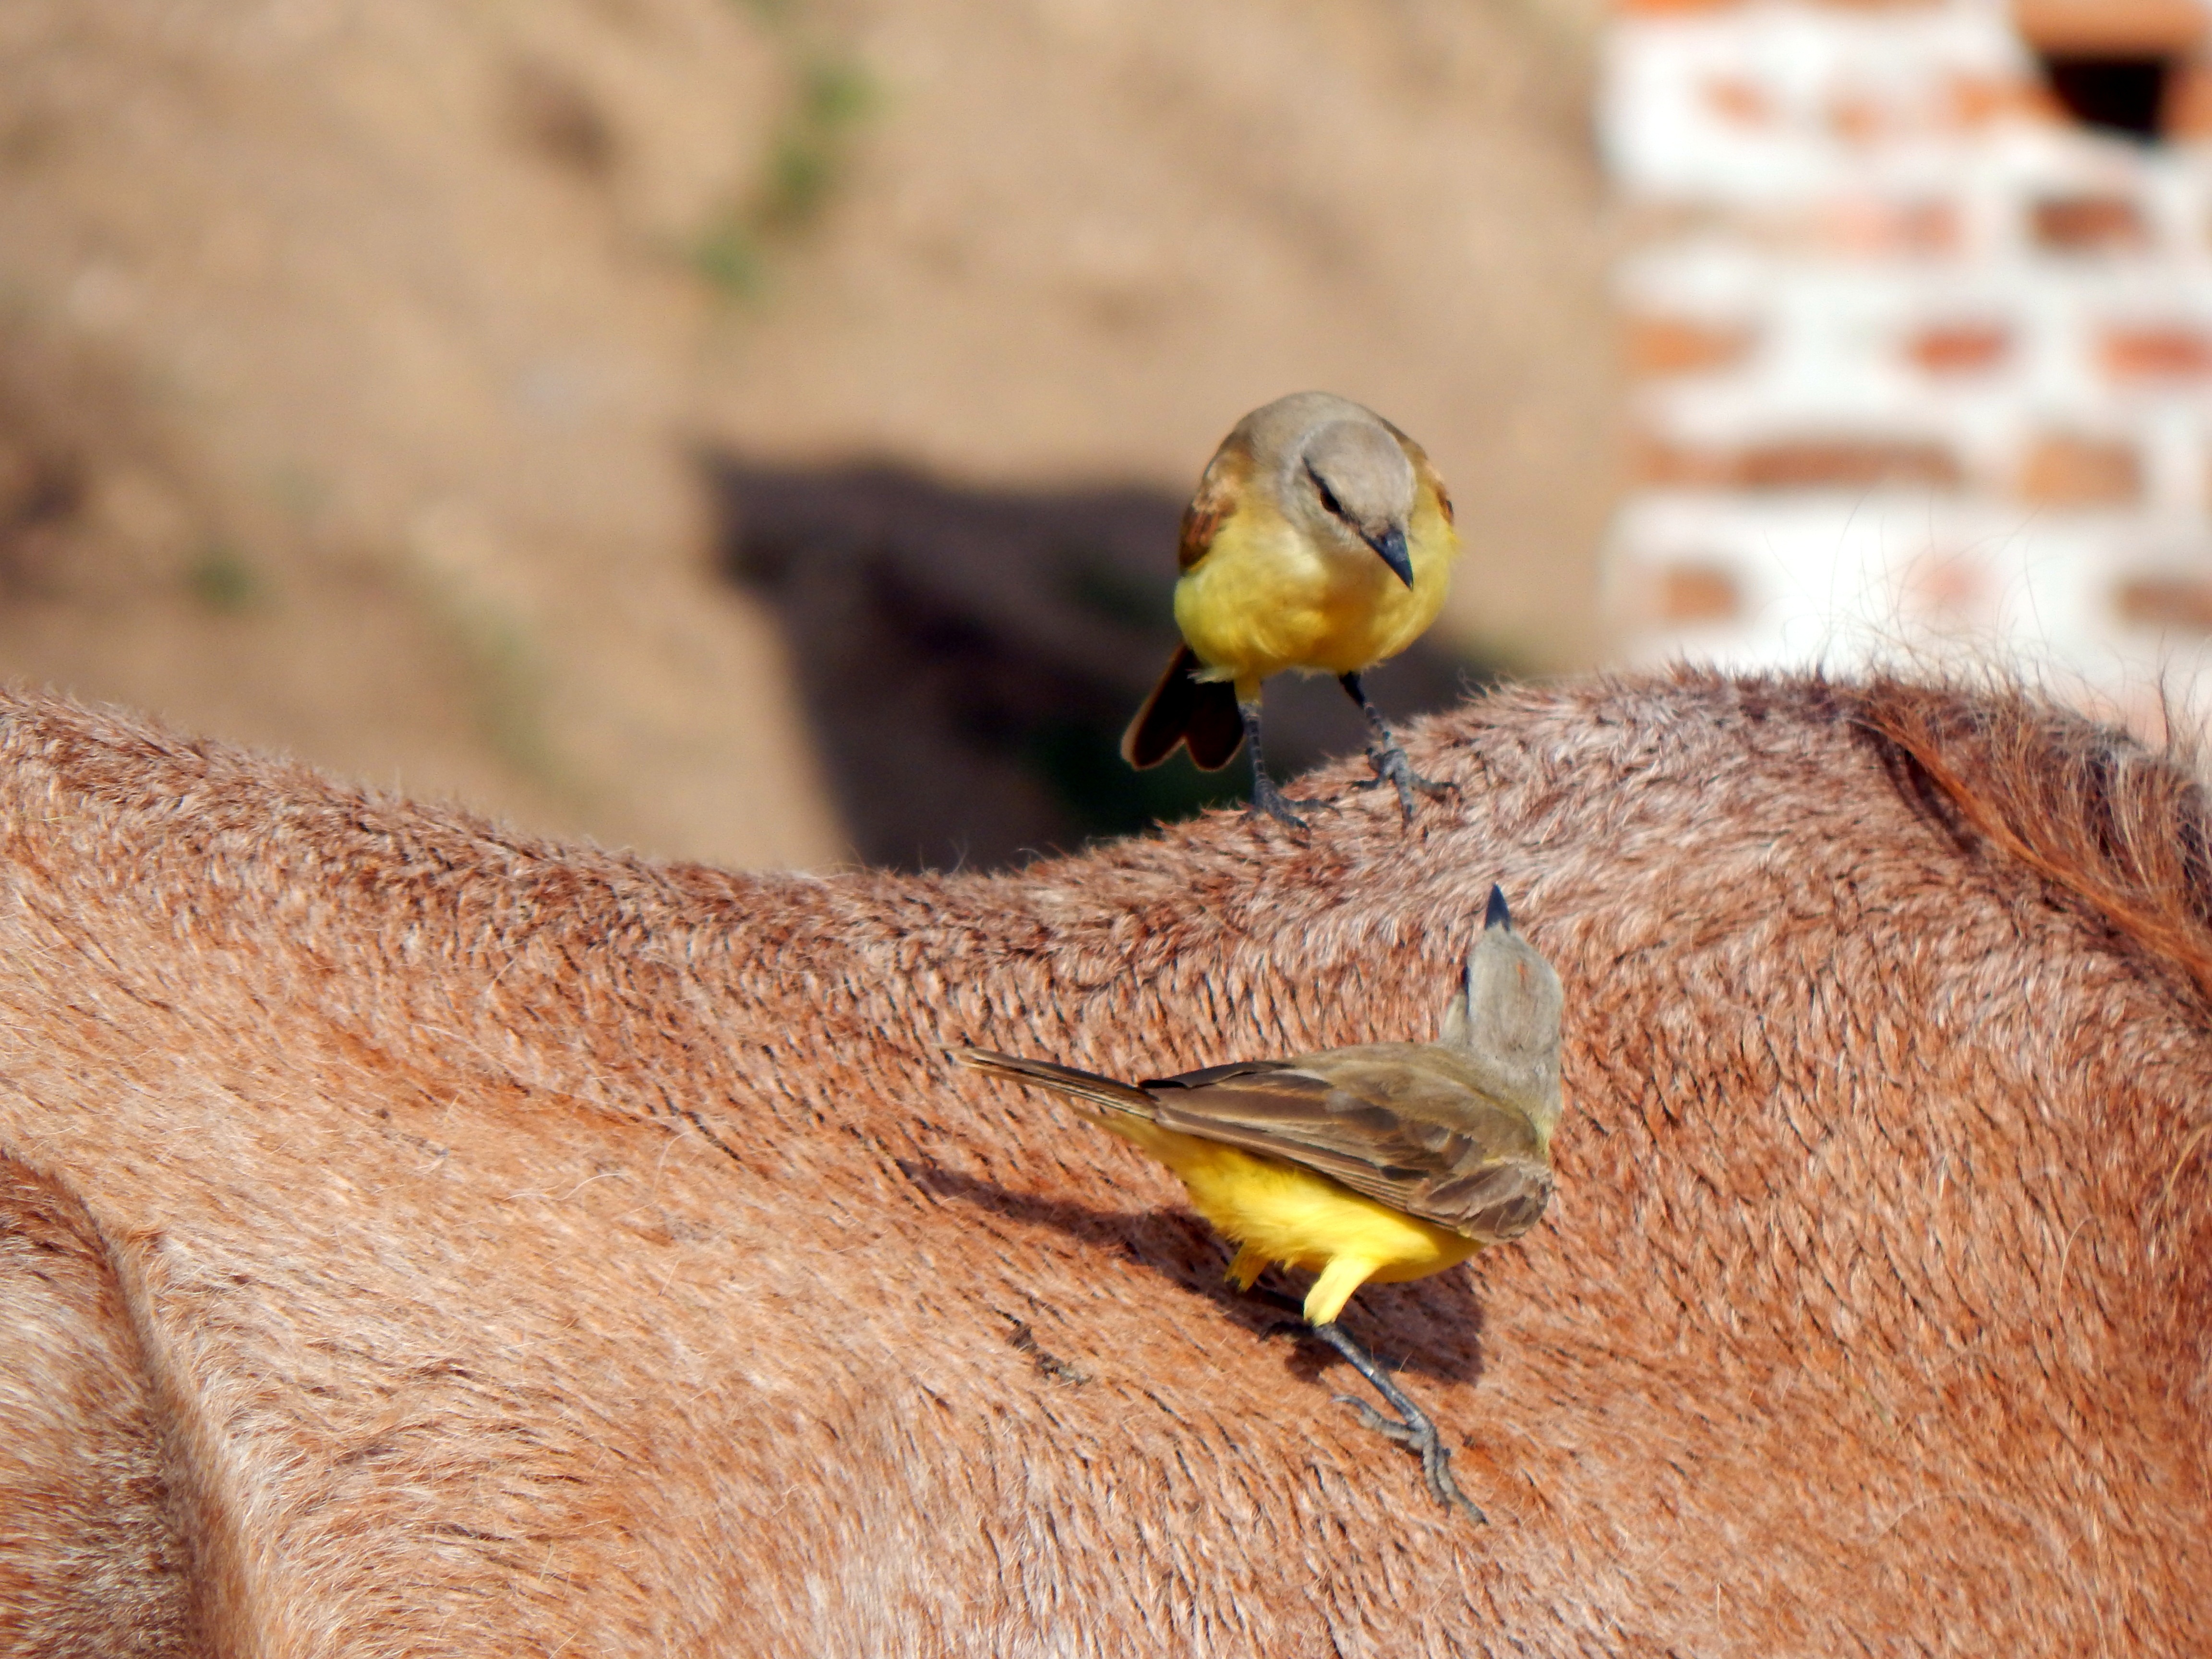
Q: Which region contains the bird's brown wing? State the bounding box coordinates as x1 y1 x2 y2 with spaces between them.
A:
1177 438 1252 572
1140 1058 1553 1242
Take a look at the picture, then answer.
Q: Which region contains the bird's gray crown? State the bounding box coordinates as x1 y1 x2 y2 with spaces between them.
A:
1298 419 1416 538
1230 391 1418 545
1438 890 1565 1139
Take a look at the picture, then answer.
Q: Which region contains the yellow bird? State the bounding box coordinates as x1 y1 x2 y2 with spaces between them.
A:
1121 391 1464 827
951 885 1564 1521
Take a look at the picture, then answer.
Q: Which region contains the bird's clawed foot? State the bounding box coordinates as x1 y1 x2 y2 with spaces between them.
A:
1245 773 1331 832
1310 1321 1486 1524
1351 743 1459 825
1329 1393 1483 1522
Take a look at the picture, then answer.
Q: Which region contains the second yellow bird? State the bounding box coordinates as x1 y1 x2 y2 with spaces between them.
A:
1121 391 1463 827
952 884 1563 1521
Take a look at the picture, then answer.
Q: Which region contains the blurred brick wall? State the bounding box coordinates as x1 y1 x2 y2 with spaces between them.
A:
1601 0 2212 730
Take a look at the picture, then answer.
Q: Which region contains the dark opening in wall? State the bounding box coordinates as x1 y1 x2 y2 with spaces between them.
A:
2037 55 2173 141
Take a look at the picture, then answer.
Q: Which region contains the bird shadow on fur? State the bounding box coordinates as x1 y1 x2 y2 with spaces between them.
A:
900 1160 1490 1388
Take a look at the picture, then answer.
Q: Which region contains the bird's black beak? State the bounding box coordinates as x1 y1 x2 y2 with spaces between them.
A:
1365 524 1415 589
1484 884 1513 932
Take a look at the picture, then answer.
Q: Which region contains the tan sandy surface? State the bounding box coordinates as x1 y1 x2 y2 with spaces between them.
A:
0 0 1614 867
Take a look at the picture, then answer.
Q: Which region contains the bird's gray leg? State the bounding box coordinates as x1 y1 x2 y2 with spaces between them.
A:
1239 700 1327 830
1310 1320 1487 1524
1338 673 1456 824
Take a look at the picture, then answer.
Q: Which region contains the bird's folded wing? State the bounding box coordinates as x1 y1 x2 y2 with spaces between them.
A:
1395 431 1456 528
1142 1063 1553 1242
1142 1059 1291 1090
1177 442 1250 572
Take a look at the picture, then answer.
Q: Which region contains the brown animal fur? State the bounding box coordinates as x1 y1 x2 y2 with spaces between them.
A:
0 670 2205 1655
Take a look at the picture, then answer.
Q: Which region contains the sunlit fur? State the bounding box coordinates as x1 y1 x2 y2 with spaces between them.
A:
1175 470 1455 699
3 672 2210 1653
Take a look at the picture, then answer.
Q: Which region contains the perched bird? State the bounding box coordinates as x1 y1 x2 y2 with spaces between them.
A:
1121 391 1463 828
951 884 1563 1521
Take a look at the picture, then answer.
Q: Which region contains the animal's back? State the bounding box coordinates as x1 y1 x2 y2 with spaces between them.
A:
0 672 2204 1656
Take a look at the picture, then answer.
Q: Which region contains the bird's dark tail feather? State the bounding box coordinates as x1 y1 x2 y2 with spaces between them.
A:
949 1048 1158 1120
1121 646 1244 771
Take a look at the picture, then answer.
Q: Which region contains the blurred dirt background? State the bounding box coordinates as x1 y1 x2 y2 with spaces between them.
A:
0 0 1616 870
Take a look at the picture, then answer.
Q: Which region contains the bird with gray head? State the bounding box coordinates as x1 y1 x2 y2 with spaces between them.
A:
951 885 1565 1520
1121 391 1465 828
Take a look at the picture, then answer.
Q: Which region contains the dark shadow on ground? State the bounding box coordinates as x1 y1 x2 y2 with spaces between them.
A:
709 457 1497 871
899 1158 1489 1389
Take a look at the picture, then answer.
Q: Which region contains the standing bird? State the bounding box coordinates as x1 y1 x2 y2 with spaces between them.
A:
950 885 1563 1521
1121 391 1464 828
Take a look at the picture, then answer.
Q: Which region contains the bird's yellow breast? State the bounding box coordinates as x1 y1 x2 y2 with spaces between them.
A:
1172 489 1456 696
1106 1117 1479 1323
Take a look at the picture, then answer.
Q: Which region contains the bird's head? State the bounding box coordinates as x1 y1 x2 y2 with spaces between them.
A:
1439 885 1566 1141
1289 413 1419 588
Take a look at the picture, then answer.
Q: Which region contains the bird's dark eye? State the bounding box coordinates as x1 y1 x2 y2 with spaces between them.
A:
1308 468 1344 518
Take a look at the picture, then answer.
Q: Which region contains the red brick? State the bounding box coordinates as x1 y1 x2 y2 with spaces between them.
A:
1703 78 1771 127
1903 551 1986 619
2101 326 2212 380
1813 197 1960 255
1635 435 1963 490
2114 574 2212 632
1623 315 1755 377
1908 323 2010 374
2167 63 2212 141
1611 0 1744 14
2018 434 2140 505
1734 439 1962 489
1653 563 1743 625
2013 0 2206 56
1946 73 2061 129
2032 194 2151 253
1829 91 1886 143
